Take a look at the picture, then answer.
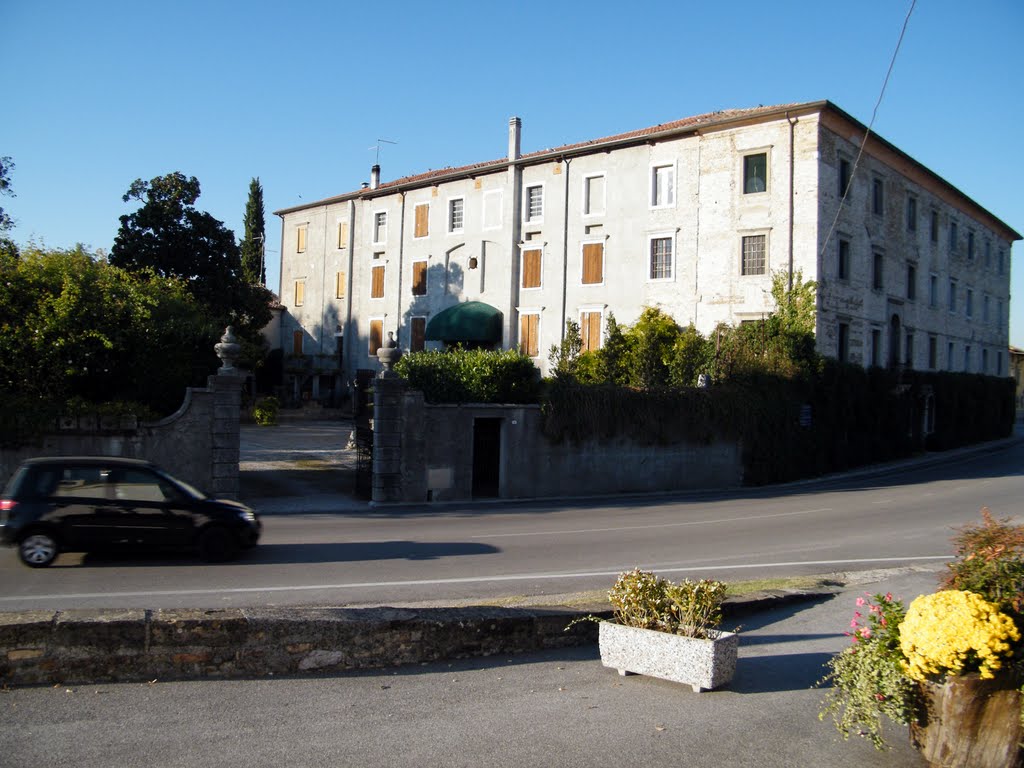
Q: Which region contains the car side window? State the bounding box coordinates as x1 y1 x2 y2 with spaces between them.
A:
53 467 110 500
111 469 169 503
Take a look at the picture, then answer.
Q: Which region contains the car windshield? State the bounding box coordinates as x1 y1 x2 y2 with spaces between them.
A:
155 470 207 500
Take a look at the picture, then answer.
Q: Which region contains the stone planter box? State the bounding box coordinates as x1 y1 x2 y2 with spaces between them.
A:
598 621 738 692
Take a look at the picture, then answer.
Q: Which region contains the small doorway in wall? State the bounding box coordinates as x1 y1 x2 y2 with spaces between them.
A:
472 418 502 498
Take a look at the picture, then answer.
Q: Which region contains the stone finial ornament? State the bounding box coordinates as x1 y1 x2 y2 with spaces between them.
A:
377 331 402 378
215 326 241 374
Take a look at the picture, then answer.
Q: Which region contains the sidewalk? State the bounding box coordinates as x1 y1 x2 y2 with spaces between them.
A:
0 567 937 767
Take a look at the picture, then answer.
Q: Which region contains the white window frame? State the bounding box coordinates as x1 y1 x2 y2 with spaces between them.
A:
649 162 676 209
741 150 769 195
410 259 428 297
369 262 387 300
516 308 542 358
447 197 465 234
579 238 605 286
582 173 606 217
740 231 769 277
482 189 503 231
519 243 544 291
647 231 675 282
372 210 388 245
524 183 544 224
578 305 606 352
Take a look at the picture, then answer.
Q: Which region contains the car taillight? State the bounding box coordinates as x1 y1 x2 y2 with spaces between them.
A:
0 499 15 518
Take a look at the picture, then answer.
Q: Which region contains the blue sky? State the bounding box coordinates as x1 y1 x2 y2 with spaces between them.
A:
4 1 1023 345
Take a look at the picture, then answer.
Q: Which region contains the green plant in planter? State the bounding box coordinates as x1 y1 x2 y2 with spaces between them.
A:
607 568 727 638
252 396 279 426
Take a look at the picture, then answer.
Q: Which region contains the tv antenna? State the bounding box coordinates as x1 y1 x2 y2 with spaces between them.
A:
369 138 398 164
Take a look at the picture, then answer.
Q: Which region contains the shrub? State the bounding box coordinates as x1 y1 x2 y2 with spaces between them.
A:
607 568 727 639
253 396 279 426
942 507 1024 617
393 348 540 404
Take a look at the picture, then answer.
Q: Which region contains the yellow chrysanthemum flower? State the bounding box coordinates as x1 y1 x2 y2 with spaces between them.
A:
898 590 1020 681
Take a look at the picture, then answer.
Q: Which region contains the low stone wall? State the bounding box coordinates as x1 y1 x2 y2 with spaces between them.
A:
0 606 599 686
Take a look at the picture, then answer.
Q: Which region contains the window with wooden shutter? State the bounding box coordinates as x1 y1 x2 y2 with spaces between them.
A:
371 265 385 299
411 260 427 296
522 248 542 289
411 317 426 352
369 320 383 356
292 330 303 356
296 226 307 253
294 280 305 306
337 221 348 249
582 243 603 284
335 271 345 299
519 313 539 357
580 311 602 351
414 203 429 238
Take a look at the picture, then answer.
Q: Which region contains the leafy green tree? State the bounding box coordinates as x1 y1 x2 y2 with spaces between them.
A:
0 156 14 234
630 307 681 389
110 172 271 338
669 324 713 387
548 319 583 380
771 269 817 337
240 177 266 285
0 245 213 416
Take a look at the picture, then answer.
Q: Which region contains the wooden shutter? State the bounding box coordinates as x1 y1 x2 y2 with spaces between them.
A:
294 280 305 306
371 265 385 298
582 243 603 284
581 312 602 351
522 249 542 288
369 320 383 356
412 261 427 296
414 203 429 238
337 221 348 249
296 226 307 252
335 271 346 299
519 314 539 357
292 330 303 355
411 317 426 352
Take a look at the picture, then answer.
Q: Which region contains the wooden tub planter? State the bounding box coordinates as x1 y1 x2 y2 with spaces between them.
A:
598 621 738 692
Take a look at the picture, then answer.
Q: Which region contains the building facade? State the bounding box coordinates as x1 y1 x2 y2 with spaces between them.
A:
274 101 1019 401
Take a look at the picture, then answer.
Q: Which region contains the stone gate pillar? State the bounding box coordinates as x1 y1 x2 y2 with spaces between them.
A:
209 327 243 499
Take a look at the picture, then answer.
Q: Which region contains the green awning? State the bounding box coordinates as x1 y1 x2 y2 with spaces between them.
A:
425 301 503 343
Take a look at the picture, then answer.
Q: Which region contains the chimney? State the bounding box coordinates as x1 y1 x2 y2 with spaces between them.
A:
508 117 521 161
370 164 380 190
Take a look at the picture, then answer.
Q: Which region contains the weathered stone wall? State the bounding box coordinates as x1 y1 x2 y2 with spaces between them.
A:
0 374 243 499
373 379 742 503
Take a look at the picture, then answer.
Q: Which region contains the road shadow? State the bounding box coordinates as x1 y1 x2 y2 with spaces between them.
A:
729 651 835 694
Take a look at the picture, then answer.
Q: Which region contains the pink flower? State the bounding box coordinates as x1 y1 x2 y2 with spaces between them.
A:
879 617 887 627
858 627 872 639
885 592 893 602
850 618 859 628
856 597 866 607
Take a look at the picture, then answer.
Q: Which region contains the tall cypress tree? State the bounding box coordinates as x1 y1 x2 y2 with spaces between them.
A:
240 177 266 285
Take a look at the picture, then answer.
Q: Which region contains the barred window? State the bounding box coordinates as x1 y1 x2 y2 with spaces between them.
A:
741 235 766 275
649 237 673 280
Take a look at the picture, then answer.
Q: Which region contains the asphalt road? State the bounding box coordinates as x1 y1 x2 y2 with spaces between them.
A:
0 567 936 768
0 424 1020 611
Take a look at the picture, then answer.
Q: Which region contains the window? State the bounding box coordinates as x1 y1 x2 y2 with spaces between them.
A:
949 221 958 252
967 231 975 261
964 345 971 372
369 319 383 357
413 203 429 238
648 236 673 280
519 313 540 357
370 265 385 299
335 271 345 299
905 332 914 368
983 294 990 324
581 242 604 285
410 317 426 353
741 235 767 275
906 263 916 301
483 190 502 230
966 288 973 318
411 260 427 296
651 164 675 207
337 221 349 249
525 185 543 222
296 225 307 253
929 274 938 308
294 280 305 307
928 336 937 370
984 240 992 268
998 249 1006 275
521 248 542 289
837 322 849 363
580 311 603 352
292 329 303 356
948 279 957 312
837 239 850 280
997 351 1004 377
872 252 884 291
743 153 767 194
982 348 989 374
448 198 464 233
999 300 1005 328
930 210 939 243
838 157 851 197
906 196 917 232
872 178 884 215
870 329 882 367
583 174 605 216
947 341 955 371
373 211 387 243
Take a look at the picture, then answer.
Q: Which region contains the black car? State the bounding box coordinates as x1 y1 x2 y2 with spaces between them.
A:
0 456 261 567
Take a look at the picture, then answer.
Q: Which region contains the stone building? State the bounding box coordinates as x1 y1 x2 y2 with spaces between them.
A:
273 100 1019 400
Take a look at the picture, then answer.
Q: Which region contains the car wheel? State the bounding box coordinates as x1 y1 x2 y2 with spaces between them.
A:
19 532 59 568
198 526 237 563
